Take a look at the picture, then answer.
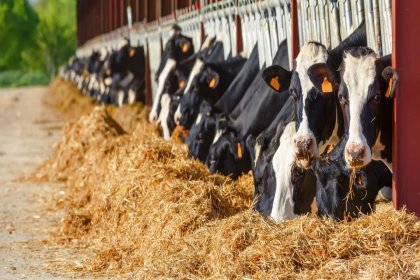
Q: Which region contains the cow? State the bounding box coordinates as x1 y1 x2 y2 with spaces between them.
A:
176 54 247 129
185 45 260 162
314 134 392 220
149 25 195 123
204 40 291 177
327 49 397 170
262 21 367 170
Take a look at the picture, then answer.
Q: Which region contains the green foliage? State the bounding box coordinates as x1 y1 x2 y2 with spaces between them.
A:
0 0 39 70
0 0 76 87
0 70 49 87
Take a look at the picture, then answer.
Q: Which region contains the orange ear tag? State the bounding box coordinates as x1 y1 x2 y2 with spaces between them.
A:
183 129 189 137
209 77 217 89
182 42 190 53
237 143 243 159
179 80 185 88
129 48 136 57
385 76 394 98
321 77 333 94
270 76 280 91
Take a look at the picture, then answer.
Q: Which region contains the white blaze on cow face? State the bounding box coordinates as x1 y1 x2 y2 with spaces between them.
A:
293 43 329 168
158 94 172 141
150 58 176 123
254 142 262 167
342 52 378 168
271 121 298 223
213 129 223 144
174 105 182 125
195 113 203 125
117 90 124 107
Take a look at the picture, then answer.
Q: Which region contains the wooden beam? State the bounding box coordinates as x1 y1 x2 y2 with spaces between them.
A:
290 0 300 61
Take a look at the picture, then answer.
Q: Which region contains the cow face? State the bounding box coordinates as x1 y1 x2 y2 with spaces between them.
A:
263 43 340 170
150 26 194 123
187 101 216 163
338 48 398 168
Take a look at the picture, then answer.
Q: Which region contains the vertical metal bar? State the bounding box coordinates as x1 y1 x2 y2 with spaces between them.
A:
235 0 243 54
392 0 420 216
291 0 300 62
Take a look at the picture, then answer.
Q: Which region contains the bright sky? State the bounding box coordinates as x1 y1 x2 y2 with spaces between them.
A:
28 0 39 7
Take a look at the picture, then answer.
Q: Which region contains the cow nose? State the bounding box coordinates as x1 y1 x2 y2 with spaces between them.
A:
346 144 365 163
294 137 313 151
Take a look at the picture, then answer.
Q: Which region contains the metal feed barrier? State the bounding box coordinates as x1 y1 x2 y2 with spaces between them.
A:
296 0 392 55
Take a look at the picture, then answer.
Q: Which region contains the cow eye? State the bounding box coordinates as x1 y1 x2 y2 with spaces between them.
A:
372 94 381 103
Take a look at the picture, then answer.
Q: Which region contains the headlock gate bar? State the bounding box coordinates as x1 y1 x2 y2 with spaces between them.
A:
75 0 420 216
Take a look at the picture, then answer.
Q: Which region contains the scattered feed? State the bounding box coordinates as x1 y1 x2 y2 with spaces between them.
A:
33 82 420 279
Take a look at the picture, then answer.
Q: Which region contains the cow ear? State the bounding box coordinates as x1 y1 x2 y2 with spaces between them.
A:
382 66 398 98
207 72 220 89
307 63 337 95
262 65 291 92
178 38 191 54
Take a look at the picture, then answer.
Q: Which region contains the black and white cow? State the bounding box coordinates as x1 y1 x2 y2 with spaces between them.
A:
333 48 397 170
314 134 392 220
149 25 195 123
176 55 247 129
205 40 291 178
263 21 367 170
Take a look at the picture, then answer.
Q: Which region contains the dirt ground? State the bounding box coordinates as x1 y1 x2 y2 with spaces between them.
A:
0 87 86 279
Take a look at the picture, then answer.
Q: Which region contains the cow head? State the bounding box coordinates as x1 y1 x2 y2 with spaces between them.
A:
150 25 194 123
186 101 217 163
263 42 341 170
338 48 398 168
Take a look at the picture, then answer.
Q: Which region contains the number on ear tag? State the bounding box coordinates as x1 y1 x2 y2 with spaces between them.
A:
129 48 136 57
182 42 190 53
385 76 394 98
321 77 333 94
179 80 185 88
270 76 280 91
237 143 243 159
209 76 217 89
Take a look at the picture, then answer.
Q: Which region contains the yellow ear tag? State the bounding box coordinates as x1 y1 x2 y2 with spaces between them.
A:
179 80 185 88
385 76 394 98
209 76 217 89
182 42 190 53
129 48 136 57
270 76 280 91
237 143 243 159
321 77 333 93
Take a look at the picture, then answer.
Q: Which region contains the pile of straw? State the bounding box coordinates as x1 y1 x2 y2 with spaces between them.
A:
36 81 419 279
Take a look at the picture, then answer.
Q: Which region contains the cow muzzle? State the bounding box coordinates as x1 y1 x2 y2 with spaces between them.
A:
149 111 158 123
345 143 369 168
294 135 316 169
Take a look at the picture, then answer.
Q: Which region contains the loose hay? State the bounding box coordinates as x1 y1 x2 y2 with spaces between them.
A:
35 84 420 279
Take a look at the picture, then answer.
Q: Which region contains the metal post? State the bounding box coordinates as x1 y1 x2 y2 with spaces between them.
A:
291 0 300 61
392 0 420 216
235 0 243 54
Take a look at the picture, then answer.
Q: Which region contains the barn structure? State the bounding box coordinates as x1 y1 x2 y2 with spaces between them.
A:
74 0 419 216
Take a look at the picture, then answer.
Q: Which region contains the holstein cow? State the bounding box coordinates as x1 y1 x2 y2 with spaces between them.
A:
205 40 291 178
263 21 367 171
176 54 247 129
149 25 195 124
333 49 397 170
174 36 235 129
308 49 397 200
314 134 392 220
187 44 260 162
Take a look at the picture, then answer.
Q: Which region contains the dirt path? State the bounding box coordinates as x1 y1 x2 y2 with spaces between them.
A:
0 87 69 279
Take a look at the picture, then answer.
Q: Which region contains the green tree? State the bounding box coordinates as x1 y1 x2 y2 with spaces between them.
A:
0 0 39 70
26 0 76 79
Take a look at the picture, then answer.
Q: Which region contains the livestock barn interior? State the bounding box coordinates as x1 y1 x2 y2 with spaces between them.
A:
5 0 419 278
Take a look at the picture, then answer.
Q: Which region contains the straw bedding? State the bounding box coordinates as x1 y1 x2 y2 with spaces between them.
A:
35 80 420 279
